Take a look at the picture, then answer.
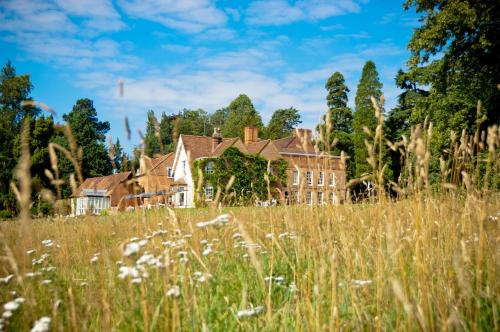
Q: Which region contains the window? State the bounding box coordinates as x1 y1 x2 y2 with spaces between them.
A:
205 162 213 174
329 192 336 205
292 191 299 203
329 173 336 187
292 170 299 185
317 192 324 205
306 192 312 205
318 171 324 186
306 171 313 185
182 160 186 174
167 167 173 178
205 185 214 200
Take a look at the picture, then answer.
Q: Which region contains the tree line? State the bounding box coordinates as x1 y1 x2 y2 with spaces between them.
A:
0 0 498 216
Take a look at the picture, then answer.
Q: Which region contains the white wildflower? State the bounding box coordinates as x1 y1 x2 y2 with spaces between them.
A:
14 298 25 304
264 276 284 285
131 278 142 284
202 246 213 257
232 233 242 239
288 282 298 293
167 286 180 298
40 279 52 285
26 249 36 255
129 237 139 242
25 272 41 278
123 242 141 257
3 300 20 312
236 306 265 318
242 254 249 259
90 256 99 264
200 239 208 245
138 239 148 247
41 240 53 247
0 274 13 284
80 282 88 287
278 232 288 239
41 266 56 272
118 266 139 279
352 279 372 287
195 214 230 228
193 271 211 283
2 311 12 319
30 316 51 332
265 233 274 239
183 233 192 238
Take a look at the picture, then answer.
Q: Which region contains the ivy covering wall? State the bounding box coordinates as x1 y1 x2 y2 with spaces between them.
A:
192 147 287 206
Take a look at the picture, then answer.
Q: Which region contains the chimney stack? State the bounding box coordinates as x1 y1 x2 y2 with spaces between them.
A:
212 127 222 152
293 128 312 144
244 127 258 145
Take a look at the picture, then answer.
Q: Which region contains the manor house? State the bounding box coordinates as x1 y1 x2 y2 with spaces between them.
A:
72 127 346 214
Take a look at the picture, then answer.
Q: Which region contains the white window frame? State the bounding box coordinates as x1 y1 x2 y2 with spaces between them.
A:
306 171 313 186
318 171 324 186
317 191 324 205
292 170 299 185
306 192 312 205
329 192 335 204
205 162 213 175
205 185 214 201
329 173 336 187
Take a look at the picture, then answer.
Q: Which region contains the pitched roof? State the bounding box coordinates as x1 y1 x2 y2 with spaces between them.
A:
149 152 174 176
75 172 131 197
180 135 247 160
246 140 270 154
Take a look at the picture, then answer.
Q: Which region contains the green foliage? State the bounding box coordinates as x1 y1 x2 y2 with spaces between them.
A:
222 94 263 139
0 61 39 212
192 147 287 206
177 108 212 137
401 0 500 150
264 108 301 139
60 98 112 181
353 61 382 178
144 110 161 157
159 112 177 153
318 72 354 178
113 138 123 172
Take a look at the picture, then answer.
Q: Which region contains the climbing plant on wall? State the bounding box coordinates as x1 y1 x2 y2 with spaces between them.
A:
192 147 287 207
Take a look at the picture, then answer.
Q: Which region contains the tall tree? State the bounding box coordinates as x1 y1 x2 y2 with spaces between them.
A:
144 110 161 157
0 61 39 212
386 70 429 182
62 98 112 179
113 138 123 172
402 0 500 151
321 72 354 173
29 115 55 192
177 108 212 137
210 107 229 129
352 61 383 178
159 112 176 153
222 94 263 139
265 107 301 139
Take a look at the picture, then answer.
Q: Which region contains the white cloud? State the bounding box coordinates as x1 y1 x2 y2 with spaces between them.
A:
117 0 227 33
246 0 361 26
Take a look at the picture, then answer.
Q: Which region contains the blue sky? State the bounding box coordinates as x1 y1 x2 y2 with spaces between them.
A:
0 0 420 152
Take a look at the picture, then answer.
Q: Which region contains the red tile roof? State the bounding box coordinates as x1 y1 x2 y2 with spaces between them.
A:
75 172 131 197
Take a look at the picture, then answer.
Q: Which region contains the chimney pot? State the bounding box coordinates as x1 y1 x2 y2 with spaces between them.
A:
212 127 222 152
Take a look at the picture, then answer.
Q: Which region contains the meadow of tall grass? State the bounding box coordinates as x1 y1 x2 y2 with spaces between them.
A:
0 98 499 331
0 194 499 331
